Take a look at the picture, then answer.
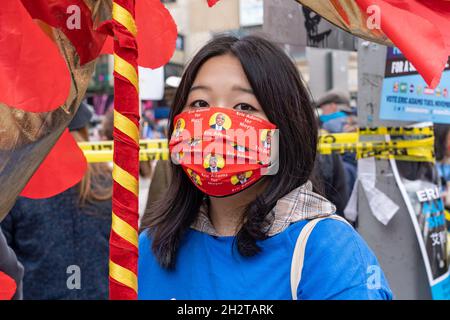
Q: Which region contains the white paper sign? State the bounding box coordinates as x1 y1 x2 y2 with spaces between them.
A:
139 66 164 100
345 157 399 225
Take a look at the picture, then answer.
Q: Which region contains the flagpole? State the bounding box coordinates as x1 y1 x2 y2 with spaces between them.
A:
109 0 140 300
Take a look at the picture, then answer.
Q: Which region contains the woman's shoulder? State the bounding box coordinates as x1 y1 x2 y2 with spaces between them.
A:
286 216 364 249
138 230 158 277
138 227 200 254
289 216 393 300
139 229 152 247
139 229 167 264
295 218 381 273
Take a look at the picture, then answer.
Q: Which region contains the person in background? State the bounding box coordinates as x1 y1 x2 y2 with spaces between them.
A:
137 117 157 224
1 103 112 300
434 124 450 259
312 152 348 217
99 108 114 141
316 89 355 134
316 90 357 202
434 124 450 207
144 160 171 219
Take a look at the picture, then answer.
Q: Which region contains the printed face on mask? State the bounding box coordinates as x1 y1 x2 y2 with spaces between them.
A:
169 107 277 197
170 54 279 197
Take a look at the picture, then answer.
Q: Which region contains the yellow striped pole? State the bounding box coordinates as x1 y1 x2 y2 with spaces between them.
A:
109 0 139 300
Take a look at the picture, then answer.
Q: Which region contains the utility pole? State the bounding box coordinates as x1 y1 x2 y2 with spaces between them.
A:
356 40 431 299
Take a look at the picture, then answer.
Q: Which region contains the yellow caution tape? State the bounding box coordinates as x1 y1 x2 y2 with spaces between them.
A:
318 132 358 145
359 126 433 136
445 210 450 222
79 127 435 163
317 126 435 162
78 139 170 162
318 136 435 162
78 139 168 151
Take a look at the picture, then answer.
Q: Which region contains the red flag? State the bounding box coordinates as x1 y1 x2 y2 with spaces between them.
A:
207 0 221 7
20 0 107 65
0 272 16 300
0 0 70 112
101 0 177 69
355 0 450 88
20 129 87 199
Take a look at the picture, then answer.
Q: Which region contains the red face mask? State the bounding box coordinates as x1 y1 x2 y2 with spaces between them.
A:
169 107 277 197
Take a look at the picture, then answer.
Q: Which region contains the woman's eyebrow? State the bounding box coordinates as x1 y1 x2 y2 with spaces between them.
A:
189 85 212 92
232 85 253 94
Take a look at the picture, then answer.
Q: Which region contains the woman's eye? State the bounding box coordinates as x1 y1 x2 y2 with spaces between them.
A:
234 103 257 112
190 100 209 108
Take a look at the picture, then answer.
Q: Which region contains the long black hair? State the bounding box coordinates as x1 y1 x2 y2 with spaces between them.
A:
141 35 319 269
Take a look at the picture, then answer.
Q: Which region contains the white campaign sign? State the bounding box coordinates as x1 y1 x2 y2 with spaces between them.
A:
139 66 164 100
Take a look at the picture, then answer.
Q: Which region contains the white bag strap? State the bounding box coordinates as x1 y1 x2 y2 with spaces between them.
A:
290 215 351 300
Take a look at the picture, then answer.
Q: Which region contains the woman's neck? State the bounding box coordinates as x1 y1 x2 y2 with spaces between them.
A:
208 180 268 236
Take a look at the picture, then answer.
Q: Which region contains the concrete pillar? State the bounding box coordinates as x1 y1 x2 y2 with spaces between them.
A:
356 40 431 299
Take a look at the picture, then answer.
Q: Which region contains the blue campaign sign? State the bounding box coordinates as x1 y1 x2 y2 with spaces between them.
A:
380 48 450 123
399 180 450 300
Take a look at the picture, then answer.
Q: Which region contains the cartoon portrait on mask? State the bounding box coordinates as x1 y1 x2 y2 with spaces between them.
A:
203 153 225 173
187 168 202 186
231 171 253 185
261 129 273 150
209 112 231 132
172 118 185 138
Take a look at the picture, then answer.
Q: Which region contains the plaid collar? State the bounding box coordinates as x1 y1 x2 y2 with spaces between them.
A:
190 181 336 237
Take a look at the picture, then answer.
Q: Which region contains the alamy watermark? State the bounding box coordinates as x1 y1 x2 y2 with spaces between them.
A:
366 5 381 30
367 265 382 290
66 265 81 290
66 5 81 30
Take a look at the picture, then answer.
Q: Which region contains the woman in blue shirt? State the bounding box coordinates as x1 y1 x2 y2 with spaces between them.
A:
139 35 392 300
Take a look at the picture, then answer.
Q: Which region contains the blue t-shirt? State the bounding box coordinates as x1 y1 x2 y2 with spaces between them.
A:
138 218 393 300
